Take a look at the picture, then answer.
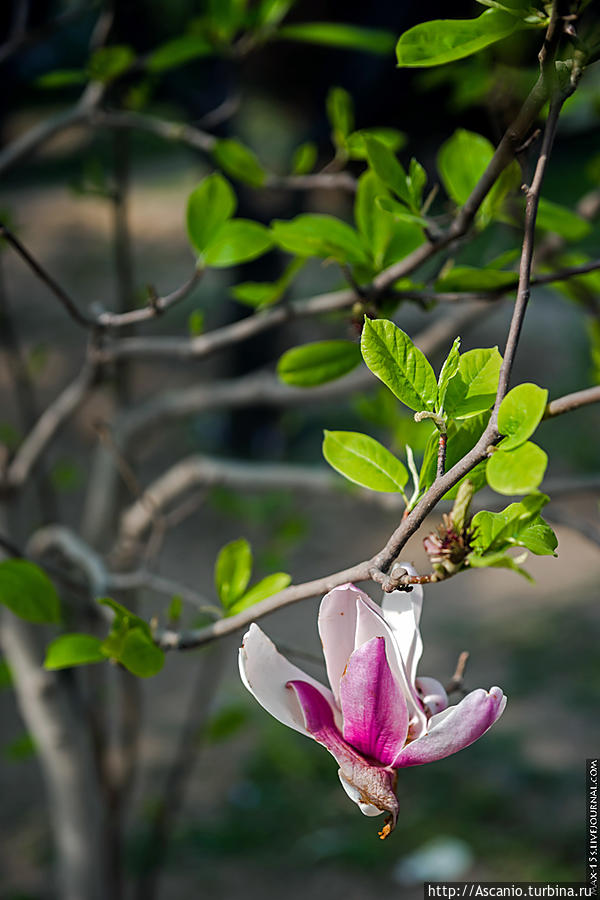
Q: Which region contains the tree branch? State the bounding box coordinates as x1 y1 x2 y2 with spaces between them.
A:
544 385 600 419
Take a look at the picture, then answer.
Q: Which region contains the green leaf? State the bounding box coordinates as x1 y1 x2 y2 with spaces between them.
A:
437 336 461 412
146 35 213 72
497 382 548 450
536 198 592 243
323 430 408 493
203 220 273 267
518 517 558 556
228 572 292 615
435 266 517 292
363 135 411 206
116 627 165 678
407 157 427 211
354 171 394 268
326 87 354 146
231 258 304 308
471 492 549 554
213 139 266 188
467 550 533 581
486 441 548 495
396 9 524 68
215 538 253 608
188 309 205 335
45 633 106 670
271 214 369 265
291 141 317 175
277 22 395 55
88 45 135 83
361 318 437 412
0 560 61 624
443 347 502 419
35 69 88 89
346 128 406 160
186 174 236 257
2 732 36 762
277 340 361 387
376 196 429 228
167 594 183 623
438 129 494 206
98 597 151 634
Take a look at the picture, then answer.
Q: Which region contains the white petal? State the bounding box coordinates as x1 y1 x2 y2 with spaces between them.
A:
338 772 383 817
381 561 424 685
416 676 448 716
239 623 336 737
318 583 373 706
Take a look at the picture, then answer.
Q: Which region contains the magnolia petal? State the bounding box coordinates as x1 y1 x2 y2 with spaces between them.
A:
381 562 424 685
318 582 375 705
338 772 383 817
340 636 409 766
289 679 399 825
239 623 336 737
416 675 449 716
354 593 427 735
393 687 507 767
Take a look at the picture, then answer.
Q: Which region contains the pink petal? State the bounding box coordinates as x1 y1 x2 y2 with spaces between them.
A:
381 563 424 685
239 624 337 738
317 583 373 706
416 676 449 716
340 636 409 766
354 594 427 736
288 679 400 825
393 687 507 767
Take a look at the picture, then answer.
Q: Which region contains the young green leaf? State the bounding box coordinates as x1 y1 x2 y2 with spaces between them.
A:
88 45 135 82
323 430 408 493
36 69 88 89
326 87 354 147
443 347 502 419
203 220 274 267
437 336 461 412
271 214 369 265
146 35 213 72
346 128 406 160
354 171 394 268
438 129 494 206
497 382 548 450
361 318 437 412
0 560 61 624
396 9 524 68
186 174 236 257
518 517 558 556
291 142 317 175
277 22 395 55
45 633 107 670
536 197 592 243
277 340 362 387
213 139 266 188
468 549 533 581
231 258 304 308
363 135 411 207
435 266 517 292
486 441 548 495
228 572 292 616
116 627 165 678
471 493 549 554
215 538 253 608
188 309 204 335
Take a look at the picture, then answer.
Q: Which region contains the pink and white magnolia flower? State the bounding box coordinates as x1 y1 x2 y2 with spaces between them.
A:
239 567 506 838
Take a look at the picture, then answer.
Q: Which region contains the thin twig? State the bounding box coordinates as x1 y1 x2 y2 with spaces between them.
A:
544 385 600 419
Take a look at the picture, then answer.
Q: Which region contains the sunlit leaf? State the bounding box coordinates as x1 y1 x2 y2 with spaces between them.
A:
361 318 437 412
0 560 61 624
45 633 106 670
215 539 253 608
323 430 408 493
486 441 548 495
497 382 548 450
277 22 395 55
278 340 362 387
